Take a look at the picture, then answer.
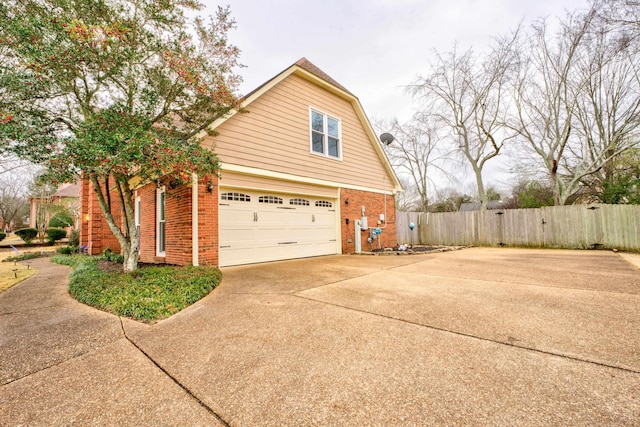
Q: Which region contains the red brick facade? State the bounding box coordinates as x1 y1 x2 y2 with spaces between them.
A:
80 177 398 266
340 188 397 253
80 178 123 255
81 176 220 266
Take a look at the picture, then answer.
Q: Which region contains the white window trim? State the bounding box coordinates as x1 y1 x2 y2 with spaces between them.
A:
135 195 141 254
156 186 166 257
309 107 342 161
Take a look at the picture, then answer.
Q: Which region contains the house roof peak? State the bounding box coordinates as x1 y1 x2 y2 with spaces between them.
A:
293 57 352 95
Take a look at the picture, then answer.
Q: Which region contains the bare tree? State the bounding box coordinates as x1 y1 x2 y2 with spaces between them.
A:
409 32 519 210
393 177 422 211
0 172 29 230
573 17 640 195
510 5 640 204
378 115 453 212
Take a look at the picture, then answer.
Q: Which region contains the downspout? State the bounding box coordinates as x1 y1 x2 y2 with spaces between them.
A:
192 173 199 266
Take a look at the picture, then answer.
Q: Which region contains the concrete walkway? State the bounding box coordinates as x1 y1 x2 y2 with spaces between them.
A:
1 248 639 426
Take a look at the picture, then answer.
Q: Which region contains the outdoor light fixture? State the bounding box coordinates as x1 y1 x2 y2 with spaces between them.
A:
207 180 214 192
345 198 349 205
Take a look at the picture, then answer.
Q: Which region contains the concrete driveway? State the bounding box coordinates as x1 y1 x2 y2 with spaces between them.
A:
1 248 639 426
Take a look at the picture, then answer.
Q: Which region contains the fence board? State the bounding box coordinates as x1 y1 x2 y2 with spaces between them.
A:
398 204 640 250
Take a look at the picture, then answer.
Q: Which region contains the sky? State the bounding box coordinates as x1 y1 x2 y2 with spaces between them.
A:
203 0 592 191
212 0 590 122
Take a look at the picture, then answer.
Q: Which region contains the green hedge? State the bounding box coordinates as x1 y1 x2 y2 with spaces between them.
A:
15 228 38 244
49 212 74 228
46 228 67 244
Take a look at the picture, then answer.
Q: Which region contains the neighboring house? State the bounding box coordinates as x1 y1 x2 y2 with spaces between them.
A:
459 201 504 211
80 58 402 267
29 182 80 230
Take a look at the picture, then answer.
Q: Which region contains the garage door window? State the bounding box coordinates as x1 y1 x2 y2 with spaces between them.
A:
259 195 283 204
290 198 310 206
221 192 251 202
315 200 333 208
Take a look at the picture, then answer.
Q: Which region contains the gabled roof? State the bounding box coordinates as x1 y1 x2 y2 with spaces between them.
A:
292 58 353 95
199 57 402 193
54 183 80 198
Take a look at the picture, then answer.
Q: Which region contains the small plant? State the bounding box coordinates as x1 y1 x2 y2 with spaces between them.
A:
102 248 125 264
57 246 76 255
15 228 38 245
68 229 80 247
46 228 67 245
0 231 5 242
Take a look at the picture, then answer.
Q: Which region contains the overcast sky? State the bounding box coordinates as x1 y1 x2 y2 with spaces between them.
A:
214 0 591 122
204 0 592 191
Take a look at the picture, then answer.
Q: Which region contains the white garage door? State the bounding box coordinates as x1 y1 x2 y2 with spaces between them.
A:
219 189 339 267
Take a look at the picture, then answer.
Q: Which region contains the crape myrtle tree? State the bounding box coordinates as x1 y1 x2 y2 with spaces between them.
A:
0 0 242 272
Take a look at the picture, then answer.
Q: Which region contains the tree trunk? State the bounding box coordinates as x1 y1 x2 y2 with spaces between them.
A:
89 174 139 272
474 166 488 210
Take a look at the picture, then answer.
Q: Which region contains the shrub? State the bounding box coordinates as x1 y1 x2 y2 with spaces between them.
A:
49 211 74 228
102 248 124 264
15 228 38 244
68 229 80 247
0 231 5 242
46 228 67 244
56 246 77 255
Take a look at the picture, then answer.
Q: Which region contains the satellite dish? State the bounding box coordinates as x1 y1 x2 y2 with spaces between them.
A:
379 133 394 145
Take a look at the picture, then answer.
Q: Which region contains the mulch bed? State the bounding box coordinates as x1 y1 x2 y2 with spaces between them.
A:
97 260 124 274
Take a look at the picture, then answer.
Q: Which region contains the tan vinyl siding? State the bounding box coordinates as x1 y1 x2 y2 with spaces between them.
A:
203 73 393 191
219 172 338 198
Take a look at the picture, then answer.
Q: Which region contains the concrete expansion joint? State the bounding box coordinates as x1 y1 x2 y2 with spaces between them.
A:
294 295 640 375
286 271 388 295
0 304 69 317
1 341 121 387
412 272 640 297
118 318 231 426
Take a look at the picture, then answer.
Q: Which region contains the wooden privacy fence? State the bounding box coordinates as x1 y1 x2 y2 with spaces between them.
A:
397 204 640 251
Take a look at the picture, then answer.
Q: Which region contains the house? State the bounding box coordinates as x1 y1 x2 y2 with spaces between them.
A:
29 182 80 230
80 58 402 267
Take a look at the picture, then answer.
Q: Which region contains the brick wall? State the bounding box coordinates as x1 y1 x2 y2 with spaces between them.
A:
84 177 219 267
197 176 219 266
80 177 122 255
137 182 158 263
340 188 397 253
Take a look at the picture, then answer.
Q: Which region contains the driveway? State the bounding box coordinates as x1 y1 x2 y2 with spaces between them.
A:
1 248 639 426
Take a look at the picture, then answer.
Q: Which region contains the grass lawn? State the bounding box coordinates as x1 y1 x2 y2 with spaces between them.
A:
0 246 42 293
52 255 223 323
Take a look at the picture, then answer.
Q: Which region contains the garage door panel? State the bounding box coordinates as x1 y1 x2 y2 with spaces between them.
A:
219 189 338 267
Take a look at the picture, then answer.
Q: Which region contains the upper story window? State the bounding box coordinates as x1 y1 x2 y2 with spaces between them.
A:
310 109 341 160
